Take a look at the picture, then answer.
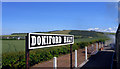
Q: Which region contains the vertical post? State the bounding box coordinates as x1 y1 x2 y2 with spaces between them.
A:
102 42 103 48
98 42 99 49
53 57 57 69
96 43 98 52
25 36 29 69
103 42 104 47
70 44 72 69
92 44 93 47
85 46 87 61
102 42 103 47
99 42 101 49
103 42 105 47
102 42 104 50
105 41 107 46
92 44 94 51
101 42 103 50
75 50 77 68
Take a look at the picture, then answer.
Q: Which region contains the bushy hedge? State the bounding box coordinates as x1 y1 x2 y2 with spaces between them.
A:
2 39 106 69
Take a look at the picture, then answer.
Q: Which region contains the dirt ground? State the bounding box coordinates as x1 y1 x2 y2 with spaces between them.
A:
31 48 91 69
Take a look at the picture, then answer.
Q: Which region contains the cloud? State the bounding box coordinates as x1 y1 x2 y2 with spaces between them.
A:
108 28 112 30
87 27 118 33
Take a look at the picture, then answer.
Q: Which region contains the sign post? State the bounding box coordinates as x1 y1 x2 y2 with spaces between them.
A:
70 44 72 69
25 33 74 69
25 36 29 69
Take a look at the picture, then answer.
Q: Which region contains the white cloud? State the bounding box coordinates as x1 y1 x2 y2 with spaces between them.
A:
87 27 118 33
88 28 93 30
108 28 112 30
94 28 99 30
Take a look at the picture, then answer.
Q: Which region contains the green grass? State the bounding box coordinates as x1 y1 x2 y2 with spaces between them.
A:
2 37 109 54
2 40 25 53
75 37 101 43
105 32 116 35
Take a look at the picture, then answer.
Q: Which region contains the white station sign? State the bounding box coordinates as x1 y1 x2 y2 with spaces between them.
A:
27 33 74 49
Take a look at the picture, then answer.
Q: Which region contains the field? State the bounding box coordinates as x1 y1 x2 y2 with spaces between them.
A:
2 40 25 53
2 37 107 53
2 30 109 53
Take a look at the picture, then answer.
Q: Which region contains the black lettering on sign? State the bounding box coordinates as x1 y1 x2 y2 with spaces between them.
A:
27 33 74 49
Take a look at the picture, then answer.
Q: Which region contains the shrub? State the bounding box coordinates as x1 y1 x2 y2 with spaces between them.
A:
2 39 108 69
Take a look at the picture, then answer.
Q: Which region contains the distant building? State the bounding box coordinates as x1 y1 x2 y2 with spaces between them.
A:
17 37 20 40
2 36 25 40
7 37 9 39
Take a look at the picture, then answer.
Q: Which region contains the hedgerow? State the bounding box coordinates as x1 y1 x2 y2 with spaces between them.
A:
2 39 107 69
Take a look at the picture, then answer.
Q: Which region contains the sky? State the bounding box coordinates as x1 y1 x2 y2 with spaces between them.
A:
1 0 119 2
2 2 118 35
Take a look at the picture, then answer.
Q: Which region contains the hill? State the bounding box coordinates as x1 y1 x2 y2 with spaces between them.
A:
10 30 106 37
2 30 108 42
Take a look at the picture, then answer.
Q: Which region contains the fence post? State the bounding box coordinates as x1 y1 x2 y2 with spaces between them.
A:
99 42 101 49
75 50 77 68
98 42 100 49
85 46 87 61
96 43 98 52
105 41 107 46
101 42 103 50
53 57 57 69
103 42 104 47
102 42 103 48
92 44 94 51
